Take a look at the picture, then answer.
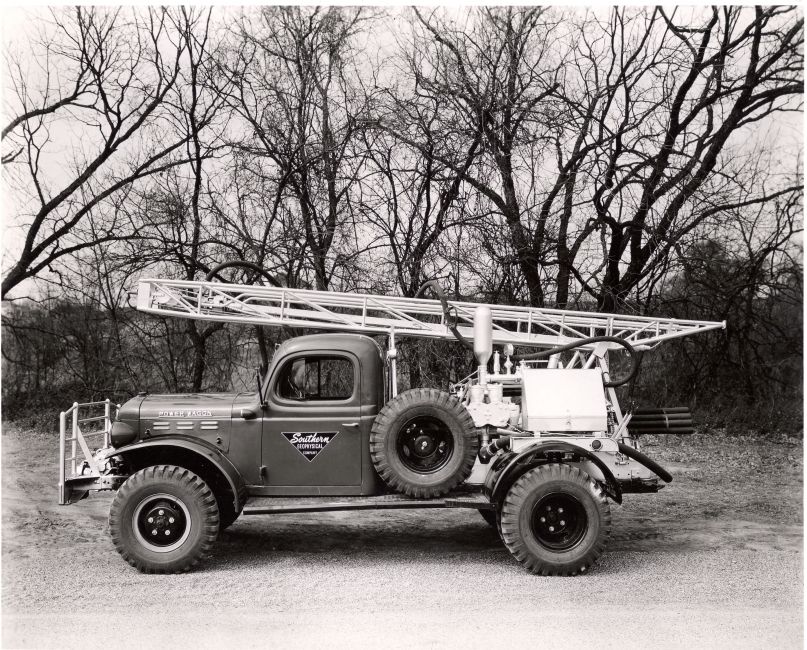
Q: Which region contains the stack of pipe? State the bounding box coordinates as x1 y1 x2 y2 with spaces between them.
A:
627 407 694 435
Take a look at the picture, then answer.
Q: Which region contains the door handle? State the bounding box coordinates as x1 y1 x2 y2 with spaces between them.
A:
341 422 360 428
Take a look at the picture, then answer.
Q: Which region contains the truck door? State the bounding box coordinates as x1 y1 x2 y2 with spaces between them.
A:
261 352 363 487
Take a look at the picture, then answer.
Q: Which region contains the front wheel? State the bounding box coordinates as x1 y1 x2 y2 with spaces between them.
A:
500 464 611 576
109 465 219 573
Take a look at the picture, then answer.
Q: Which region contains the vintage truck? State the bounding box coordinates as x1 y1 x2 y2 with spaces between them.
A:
59 266 724 575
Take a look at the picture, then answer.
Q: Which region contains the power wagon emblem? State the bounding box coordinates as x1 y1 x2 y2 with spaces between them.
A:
282 432 338 461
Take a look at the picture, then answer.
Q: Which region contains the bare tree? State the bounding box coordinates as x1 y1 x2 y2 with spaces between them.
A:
1 7 206 298
575 6 803 311
380 7 802 312
221 6 371 290
379 7 562 306
1 6 801 432
359 109 481 296
170 7 231 391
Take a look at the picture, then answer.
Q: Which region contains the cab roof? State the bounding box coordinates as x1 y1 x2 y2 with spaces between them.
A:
274 332 384 363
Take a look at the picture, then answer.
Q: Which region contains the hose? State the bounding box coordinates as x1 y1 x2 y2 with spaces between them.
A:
203 260 284 373
415 280 639 387
617 442 673 483
204 260 283 287
478 436 511 463
414 280 474 351
514 335 640 388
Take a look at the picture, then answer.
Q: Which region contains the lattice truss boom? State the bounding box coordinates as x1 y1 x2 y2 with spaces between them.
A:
136 279 725 350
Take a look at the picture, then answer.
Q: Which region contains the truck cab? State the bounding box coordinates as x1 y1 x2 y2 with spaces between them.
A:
108 334 386 499
253 333 385 496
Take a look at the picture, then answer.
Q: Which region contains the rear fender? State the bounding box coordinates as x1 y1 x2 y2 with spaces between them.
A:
485 441 622 505
111 437 246 513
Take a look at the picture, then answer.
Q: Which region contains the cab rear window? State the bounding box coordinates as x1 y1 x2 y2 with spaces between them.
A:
275 356 354 401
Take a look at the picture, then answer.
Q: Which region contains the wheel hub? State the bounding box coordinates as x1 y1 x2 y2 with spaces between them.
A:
396 416 454 474
141 503 184 544
530 493 587 551
413 434 437 457
132 493 191 553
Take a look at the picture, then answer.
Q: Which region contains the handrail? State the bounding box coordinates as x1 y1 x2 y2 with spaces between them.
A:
79 415 108 424
58 399 118 505
62 400 111 412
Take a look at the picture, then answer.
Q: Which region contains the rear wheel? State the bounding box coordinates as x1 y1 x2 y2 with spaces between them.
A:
109 465 219 573
370 389 478 498
500 463 611 576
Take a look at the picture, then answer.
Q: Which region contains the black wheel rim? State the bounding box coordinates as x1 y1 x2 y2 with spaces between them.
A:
132 494 190 552
396 416 454 474
530 492 588 551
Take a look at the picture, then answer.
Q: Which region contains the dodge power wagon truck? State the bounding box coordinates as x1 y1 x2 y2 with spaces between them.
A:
59 267 724 575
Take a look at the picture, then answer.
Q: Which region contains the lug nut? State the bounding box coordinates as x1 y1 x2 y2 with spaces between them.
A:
558 508 564 514
540 517 546 523
549 526 555 532
158 509 164 515
165 530 171 536
169 517 175 524
152 530 157 536
560 520 566 526
148 517 154 523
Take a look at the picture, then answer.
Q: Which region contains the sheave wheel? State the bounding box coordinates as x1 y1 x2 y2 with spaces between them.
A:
109 465 219 573
370 389 479 498
500 463 611 576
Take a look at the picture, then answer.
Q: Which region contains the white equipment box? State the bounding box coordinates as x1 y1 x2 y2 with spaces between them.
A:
521 369 608 432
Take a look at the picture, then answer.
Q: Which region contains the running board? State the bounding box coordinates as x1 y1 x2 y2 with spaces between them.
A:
242 493 491 515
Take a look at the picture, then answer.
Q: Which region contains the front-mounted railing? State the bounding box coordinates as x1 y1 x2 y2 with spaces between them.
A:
58 400 117 505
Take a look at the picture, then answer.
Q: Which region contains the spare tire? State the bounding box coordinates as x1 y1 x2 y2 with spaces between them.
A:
370 388 479 498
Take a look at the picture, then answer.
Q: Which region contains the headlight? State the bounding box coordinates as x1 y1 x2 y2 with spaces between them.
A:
110 420 138 447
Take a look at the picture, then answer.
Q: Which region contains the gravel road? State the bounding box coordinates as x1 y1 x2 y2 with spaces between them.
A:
2 424 802 649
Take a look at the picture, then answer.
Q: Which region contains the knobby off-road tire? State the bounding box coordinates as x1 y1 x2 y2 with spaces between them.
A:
500 464 611 576
370 389 479 498
109 465 219 573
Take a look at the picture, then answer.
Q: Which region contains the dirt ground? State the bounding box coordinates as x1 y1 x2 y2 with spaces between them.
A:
1 423 803 649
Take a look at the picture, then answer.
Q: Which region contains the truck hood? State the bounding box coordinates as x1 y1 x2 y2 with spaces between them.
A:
138 392 240 420
137 393 248 452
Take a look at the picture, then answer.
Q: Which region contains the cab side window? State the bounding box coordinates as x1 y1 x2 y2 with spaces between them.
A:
276 356 355 401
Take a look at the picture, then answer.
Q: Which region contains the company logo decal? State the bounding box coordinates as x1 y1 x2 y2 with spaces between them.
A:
281 431 338 461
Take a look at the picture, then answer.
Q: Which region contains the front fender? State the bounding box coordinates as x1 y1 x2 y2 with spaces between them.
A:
485 440 622 505
111 437 246 512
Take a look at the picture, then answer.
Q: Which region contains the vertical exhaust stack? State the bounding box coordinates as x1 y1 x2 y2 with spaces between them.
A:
474 305 493 386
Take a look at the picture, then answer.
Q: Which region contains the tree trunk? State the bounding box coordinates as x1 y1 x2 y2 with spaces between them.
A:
185 321 207 393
